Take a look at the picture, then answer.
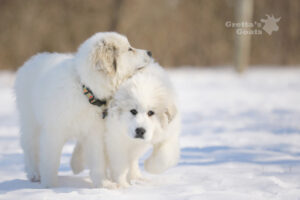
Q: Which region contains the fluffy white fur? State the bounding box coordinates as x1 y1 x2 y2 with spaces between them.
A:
15 32 152 188
71 63 181 188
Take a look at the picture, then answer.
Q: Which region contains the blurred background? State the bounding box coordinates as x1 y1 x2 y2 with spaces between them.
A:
1 1 300 198
0 0 299 70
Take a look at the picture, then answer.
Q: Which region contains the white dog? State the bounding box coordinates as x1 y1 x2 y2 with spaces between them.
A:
15 32 152 188
71 63 181 188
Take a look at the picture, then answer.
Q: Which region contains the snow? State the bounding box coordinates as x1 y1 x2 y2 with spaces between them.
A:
0 67 300 200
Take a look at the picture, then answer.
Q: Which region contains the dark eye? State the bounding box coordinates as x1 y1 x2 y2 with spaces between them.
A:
148 110 155 117
130 109 137 115
128 47 133 51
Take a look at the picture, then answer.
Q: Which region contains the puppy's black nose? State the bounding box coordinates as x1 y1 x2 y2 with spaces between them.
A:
147 51 152 57
135 127 146 138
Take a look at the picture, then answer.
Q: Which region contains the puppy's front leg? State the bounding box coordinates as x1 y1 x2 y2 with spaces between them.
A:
128 160 143 181
111 164 130 188
39 129 65 187
107 145 130 188
84 132 116 189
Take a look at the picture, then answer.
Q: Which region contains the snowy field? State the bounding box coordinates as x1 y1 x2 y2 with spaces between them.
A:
0 67 300 200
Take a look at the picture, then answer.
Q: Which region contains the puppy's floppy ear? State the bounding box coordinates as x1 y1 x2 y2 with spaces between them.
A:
165 102 177 123
144 131 180 174
91 40 118 75
158 101 178 130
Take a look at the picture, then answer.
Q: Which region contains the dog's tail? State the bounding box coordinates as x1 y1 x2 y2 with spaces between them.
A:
70 142 85 174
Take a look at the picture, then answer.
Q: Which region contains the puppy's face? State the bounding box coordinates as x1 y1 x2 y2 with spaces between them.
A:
108 73 177 143
90 33 152 80
114 98 174 143
123 106 159 142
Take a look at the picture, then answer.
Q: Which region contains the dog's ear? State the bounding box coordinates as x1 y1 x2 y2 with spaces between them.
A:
165 102 177 123
91 40 118 75
158 101 178 130
144 131 180 174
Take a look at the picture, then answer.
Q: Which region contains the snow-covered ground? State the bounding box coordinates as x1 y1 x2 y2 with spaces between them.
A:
0 67 300 200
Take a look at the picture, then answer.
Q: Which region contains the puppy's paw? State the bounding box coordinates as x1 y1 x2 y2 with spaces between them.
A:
128 172 149 184
137 176 149 183
116 181 130 189
101 179 118 189
130 177 150 185
27 172 40 182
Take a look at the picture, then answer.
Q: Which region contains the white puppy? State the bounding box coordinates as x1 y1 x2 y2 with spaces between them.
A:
15 32 152 188
71 63 180 188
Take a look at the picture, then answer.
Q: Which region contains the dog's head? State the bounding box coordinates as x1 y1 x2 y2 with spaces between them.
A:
76 32 152 85
108 73 177 143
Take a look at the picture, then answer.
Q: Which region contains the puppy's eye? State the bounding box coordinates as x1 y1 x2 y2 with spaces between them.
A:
130 109 137 115
128 47 133 51
148 110 155 117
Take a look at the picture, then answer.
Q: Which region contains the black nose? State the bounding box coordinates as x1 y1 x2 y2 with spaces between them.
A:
135 127 146 138
147 51 152 57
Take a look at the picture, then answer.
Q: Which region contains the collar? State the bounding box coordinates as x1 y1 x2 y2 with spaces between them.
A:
82 85 107 107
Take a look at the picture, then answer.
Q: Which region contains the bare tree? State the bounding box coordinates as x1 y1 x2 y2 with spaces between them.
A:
109 0 124 31
234 0 253 73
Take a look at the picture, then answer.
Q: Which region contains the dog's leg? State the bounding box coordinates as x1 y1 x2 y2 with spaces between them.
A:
20 117 41 182
128 160 143 181
70 141 85 174
39 129 65 187
84 132 116 189
106 143 130 188
111 165 130 188
145 131 180 174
